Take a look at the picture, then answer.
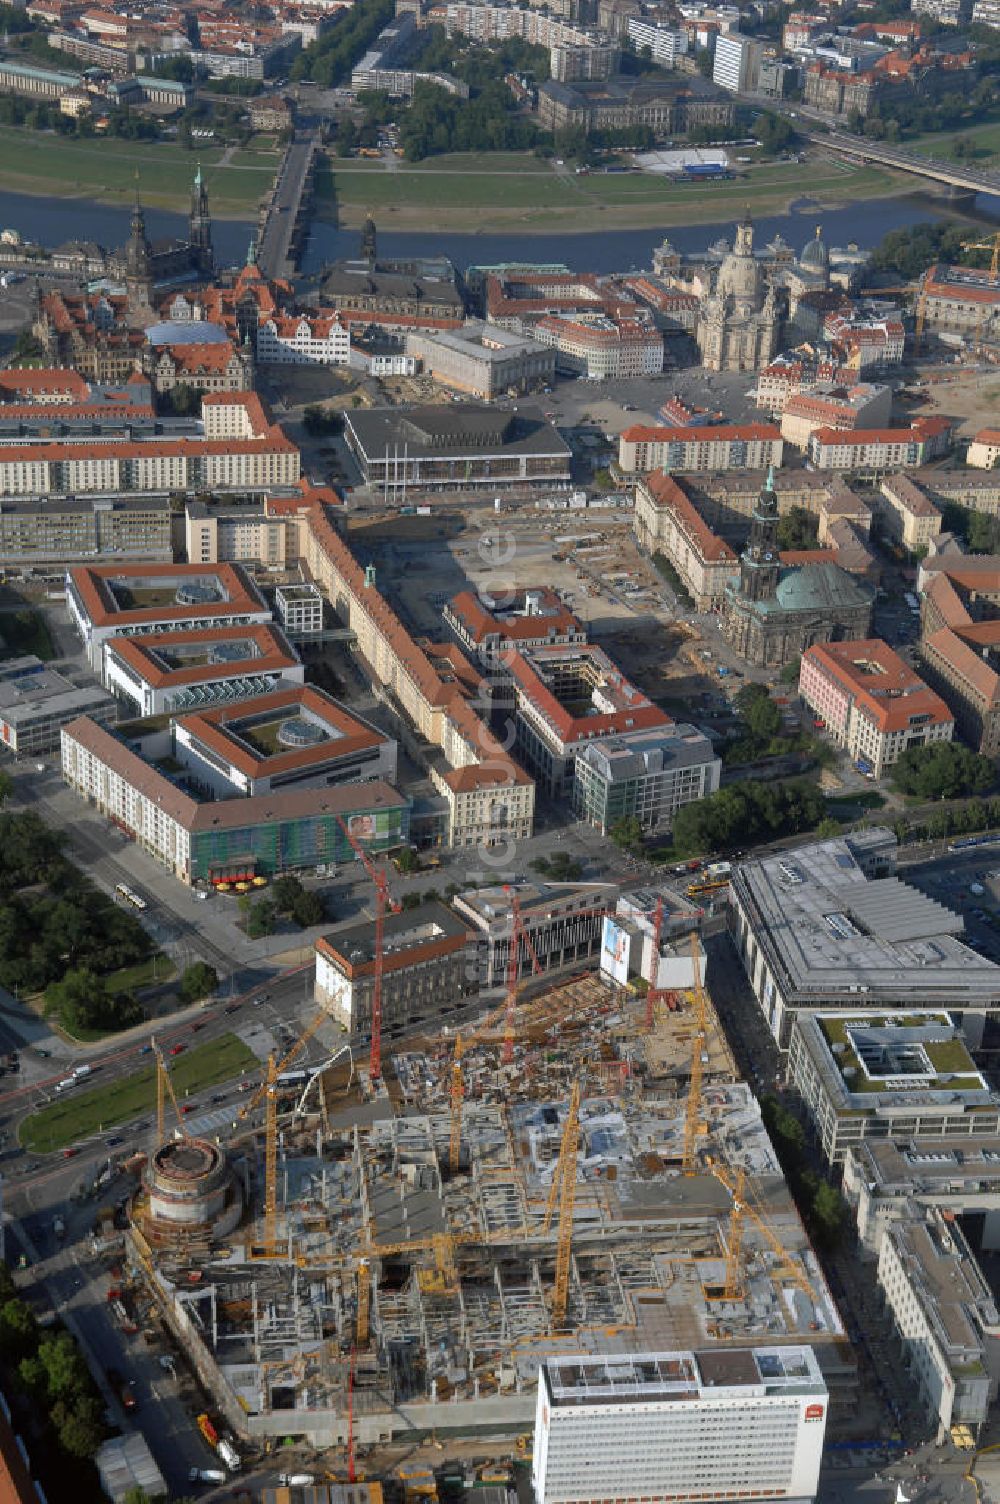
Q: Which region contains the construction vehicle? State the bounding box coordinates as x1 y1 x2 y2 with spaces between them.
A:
337 814 401 1083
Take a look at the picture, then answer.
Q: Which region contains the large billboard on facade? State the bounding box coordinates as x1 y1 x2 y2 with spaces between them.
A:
600 916 631 986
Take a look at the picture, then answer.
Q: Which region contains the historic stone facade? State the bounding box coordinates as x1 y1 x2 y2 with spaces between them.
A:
696 216 782 373
722 470 874 667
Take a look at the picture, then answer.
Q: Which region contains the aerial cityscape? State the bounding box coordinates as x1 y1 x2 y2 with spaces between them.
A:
9 0 1000 1500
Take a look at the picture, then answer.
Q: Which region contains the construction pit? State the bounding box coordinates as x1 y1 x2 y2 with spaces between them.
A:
126 972 856 1451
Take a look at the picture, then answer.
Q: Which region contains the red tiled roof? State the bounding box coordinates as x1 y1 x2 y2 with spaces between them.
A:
0 368 89 401
69 561 268 630
803 638 952 734
501 643 671 747
622 423 781 444
923 627 1000 707
447 587 583 644
640 472 737 564
105 623 299 690
176 684 384 780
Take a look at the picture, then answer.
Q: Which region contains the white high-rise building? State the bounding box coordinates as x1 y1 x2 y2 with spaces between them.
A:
532 1348 828 1504
713 31 764 91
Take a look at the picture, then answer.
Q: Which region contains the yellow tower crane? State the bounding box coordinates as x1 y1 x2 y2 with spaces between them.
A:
263 1053 279 1257
962 231 1000 284
540 1079 581 1331
682 931 708 1175
711 1162 816 1313
153 1038 193 1143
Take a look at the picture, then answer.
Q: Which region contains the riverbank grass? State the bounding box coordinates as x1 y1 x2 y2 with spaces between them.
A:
19 1032 257 1152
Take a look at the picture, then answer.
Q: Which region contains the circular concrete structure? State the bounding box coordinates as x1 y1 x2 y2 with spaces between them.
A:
147 1138 230 1228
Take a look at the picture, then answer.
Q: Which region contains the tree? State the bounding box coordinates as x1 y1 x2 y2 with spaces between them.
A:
890 742 994 800
169 381 197 416
291 890 326 928
245 898 277 938
775 506 818 552
810 1180 847 1250
394 846 418 874
38 1332 90 1400
52 1396 104 1458
271 875 305 913
610 816 643 852
179 961 219 1004
0 1298 36 1359
735 684 781 740
815 817 841 840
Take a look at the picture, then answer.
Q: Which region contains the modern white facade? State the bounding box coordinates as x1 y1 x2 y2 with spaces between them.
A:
713 32 764 91
276 583 324 639
878 1213 1000 1443
626 17 688 65
256 314 351 367
532 1348 828 1504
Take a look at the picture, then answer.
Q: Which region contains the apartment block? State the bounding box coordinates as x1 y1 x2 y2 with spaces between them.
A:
573 724 721 835
875 475 943 555
618 423 783 475
807 419 952 475
779 382 892 451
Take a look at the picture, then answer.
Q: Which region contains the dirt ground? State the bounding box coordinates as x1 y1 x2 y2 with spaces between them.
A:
909 360 1000 437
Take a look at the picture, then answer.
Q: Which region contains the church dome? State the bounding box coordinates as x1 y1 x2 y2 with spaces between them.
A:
716 217 763 306
800 226 829 273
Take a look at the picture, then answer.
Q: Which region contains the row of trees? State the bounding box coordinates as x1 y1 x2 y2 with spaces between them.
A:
845 79 996 143
0 808 153 1033
239 875 326 938
292 0 395 86
870 220 986 279
0 1267 106 1462
761 1097 847 1251
398 79 540 161
670 780 829 858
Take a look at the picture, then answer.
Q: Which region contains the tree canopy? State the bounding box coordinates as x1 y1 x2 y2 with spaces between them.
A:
671 780 826 857
890 742 994 800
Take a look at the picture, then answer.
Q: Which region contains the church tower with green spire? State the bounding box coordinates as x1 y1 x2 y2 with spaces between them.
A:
738 465 781 602
188 162 214 274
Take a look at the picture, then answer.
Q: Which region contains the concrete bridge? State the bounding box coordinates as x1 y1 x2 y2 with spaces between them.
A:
256 130 320 280
809 126 1000 201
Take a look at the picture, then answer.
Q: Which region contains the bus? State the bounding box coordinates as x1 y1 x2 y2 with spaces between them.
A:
686 878 729 898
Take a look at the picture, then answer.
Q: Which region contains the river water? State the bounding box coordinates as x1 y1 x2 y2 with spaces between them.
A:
0 183 990 276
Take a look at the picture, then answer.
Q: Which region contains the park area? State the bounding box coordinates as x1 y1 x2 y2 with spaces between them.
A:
19 1032 258 1152
318 150 908 231
0 127 276 215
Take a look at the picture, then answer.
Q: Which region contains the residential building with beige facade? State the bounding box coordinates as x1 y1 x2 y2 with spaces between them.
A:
874 475 943 555
779 382 892 451
618 423 783 476
967 429 1000 469
303 504 535 848
633 471 739 610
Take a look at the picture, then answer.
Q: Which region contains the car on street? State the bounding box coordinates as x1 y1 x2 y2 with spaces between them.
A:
169 1044 186 1056
62 1147 78 1158
105 1136 123 1147
224 1004 240 1015
138 1044 152 1055
191 1022 206 1032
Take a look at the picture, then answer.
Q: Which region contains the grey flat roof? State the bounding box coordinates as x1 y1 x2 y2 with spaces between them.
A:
732 831 1000 1007
543 1345 825 1405
345 403 571 462
0 660 113 725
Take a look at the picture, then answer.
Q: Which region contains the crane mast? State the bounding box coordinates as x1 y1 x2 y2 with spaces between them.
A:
682 931 707 1174
336 816 400 1084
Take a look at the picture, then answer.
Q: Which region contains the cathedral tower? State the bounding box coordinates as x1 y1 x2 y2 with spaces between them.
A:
189 162 214 275
739 466 781 602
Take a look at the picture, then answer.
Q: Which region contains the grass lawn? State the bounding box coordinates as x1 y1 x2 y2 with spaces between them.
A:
409 151 554 173
907 117 1000 164
104 955 176 994
20 1032 257 1152
0 127 273 215
320 153 908 230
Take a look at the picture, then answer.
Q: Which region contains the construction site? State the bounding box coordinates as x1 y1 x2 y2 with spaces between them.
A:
122 907 857 1459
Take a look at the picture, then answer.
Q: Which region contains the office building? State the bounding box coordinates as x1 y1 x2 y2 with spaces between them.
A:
919 549 1000 756
729 828 1000 1048
453 879 617 987
843 1136 1000 1255
787 1011 998 1166
779 382 892 451
405 323 555 399
917 263 1000 339
626 17 688 65
0 655 116 755
798 640 953 778
966 429 1000 470
0 495 171 570
314 901 474 1032
303 506 535 849
573 725 721 835
67 561 271 672
275 583 323 640
633 471 739 610
532 311 663 380
60 715 409 885
504 642 671 799
713 31 765 91
102 624 303 718
344 404 572 494
537 73 734 136
878 1213 1000 1442
533 1348 828 1504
